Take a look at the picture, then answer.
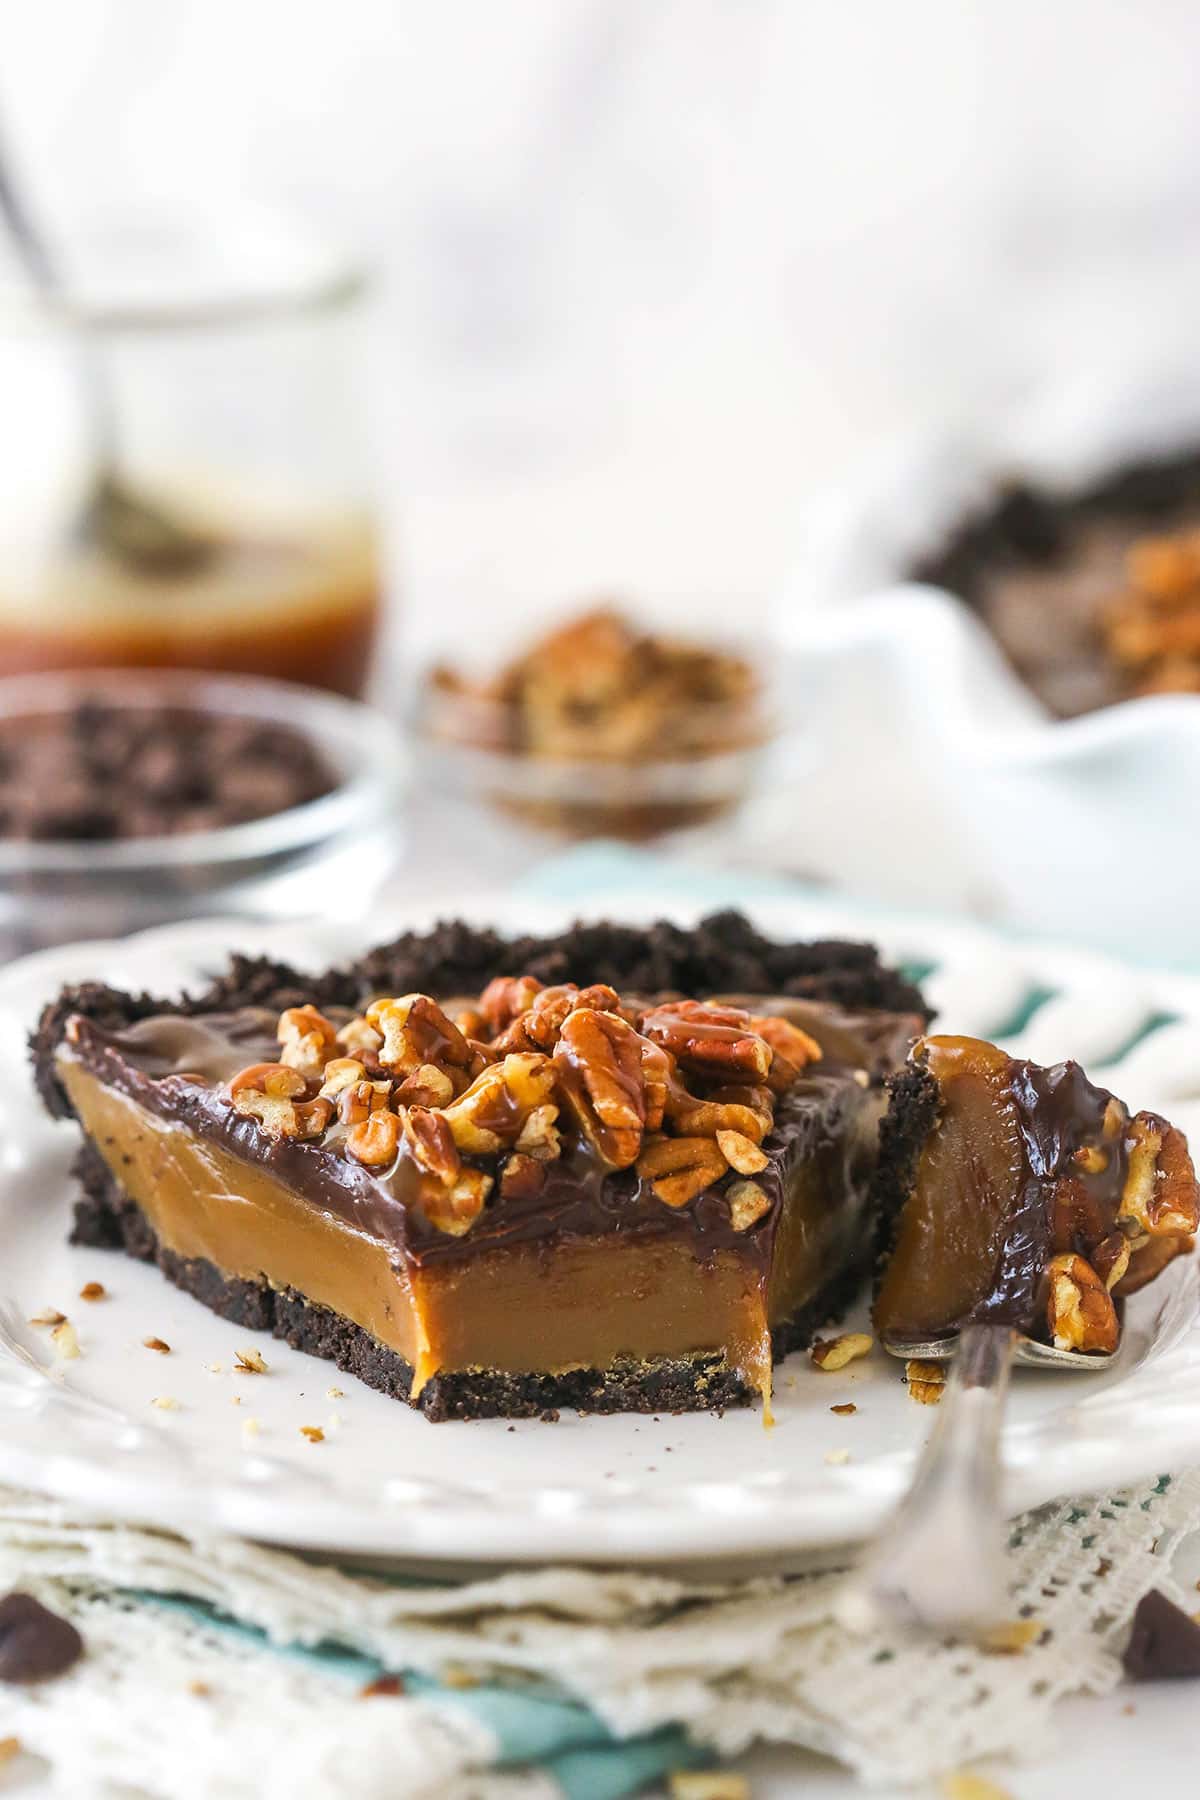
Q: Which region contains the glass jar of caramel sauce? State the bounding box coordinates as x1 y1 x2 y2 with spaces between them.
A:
0 220 384 698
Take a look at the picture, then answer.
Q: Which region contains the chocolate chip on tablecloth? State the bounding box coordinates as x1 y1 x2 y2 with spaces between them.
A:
0 1592 84 1683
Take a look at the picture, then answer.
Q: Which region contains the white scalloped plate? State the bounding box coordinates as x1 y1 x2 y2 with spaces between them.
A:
1 895 1199 1568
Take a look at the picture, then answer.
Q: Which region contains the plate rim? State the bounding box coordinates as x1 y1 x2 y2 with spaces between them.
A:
3 895 1200 1567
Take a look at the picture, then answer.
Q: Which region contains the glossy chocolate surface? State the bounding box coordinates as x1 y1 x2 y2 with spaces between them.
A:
875 1035 1132 1337
60 995 917 1271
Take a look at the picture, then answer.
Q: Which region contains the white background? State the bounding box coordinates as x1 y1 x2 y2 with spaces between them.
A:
6 0 1200 656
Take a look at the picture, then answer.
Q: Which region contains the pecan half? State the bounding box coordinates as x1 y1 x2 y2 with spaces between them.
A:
639 1000 772 1082
493 982 622 1054
638 1036 672 1132
554 1009 649 1167
276 1005 338 1075
636 1133 728 1207
1046 1252 1119 1354
905 1358 947 1404
667 1093 773 1143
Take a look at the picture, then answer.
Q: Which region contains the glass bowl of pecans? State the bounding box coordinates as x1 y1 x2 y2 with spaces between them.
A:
0 667 406 960
418 606 774 840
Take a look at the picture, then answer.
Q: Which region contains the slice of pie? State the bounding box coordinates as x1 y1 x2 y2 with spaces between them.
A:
32 915 925 1420
873 1034 1200 1351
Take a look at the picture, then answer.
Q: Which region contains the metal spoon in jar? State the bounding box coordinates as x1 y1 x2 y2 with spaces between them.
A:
0 121 213 575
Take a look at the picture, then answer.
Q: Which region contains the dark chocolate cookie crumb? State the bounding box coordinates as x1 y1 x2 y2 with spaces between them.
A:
1123 1589 1200 1681
31 911 928 1121
0 1593 83 1684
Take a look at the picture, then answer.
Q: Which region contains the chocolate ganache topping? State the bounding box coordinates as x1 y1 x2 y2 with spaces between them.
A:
59 984 920 1269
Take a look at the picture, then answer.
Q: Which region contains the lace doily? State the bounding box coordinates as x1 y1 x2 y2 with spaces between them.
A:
1 1470 1196 1796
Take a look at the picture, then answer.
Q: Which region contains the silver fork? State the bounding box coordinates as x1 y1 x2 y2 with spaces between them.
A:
835 1321 1121 1640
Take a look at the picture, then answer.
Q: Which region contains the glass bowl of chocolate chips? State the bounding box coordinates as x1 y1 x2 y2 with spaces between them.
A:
0 668 405 959
419 605 774 841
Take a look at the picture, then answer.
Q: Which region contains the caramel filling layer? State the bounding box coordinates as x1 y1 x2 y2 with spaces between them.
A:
873 1035 1147 1342
874 1038 1024 1338
61 1054 876 1399
65 1062 887 1397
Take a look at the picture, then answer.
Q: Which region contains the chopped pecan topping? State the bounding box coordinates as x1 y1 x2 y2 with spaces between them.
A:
811 1332 873 1372
346 1109 402 1167
1105 529 1200 695
228 1062 307 1137
232 975 829 1236
400 1107 460 1183
228 1061 305 1100
478 974 544 1036
336 1016 384 1056
277 1004 338 1074
338 1077 395 1125
636 1133 729 1207
748 1013 822 1090
420 1167 492 1237
431 604 762 769
1119 1114 1200 1240
726 1178 771 1232
499 1152 547 1202
394 1063 456 1108
715 1128 769 1175
295 1096 335 1139
440 1053 558 1155
493 982 622 1054
639 1000 773 1082
364 994 478 1083
514 1103 561 1159
318 1057 367 1100
1091 1230 1131 1291
1046 1252 1119 1354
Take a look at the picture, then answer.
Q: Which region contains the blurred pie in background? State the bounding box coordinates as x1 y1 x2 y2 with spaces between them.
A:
911 448 1200 719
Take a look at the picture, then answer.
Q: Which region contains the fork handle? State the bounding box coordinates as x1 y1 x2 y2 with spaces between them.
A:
836 1323 1017 1639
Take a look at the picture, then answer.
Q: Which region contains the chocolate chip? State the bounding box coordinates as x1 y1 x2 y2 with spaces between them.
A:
0 701 337 844
1122 1589 1200 1681
0 1593 83 1683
